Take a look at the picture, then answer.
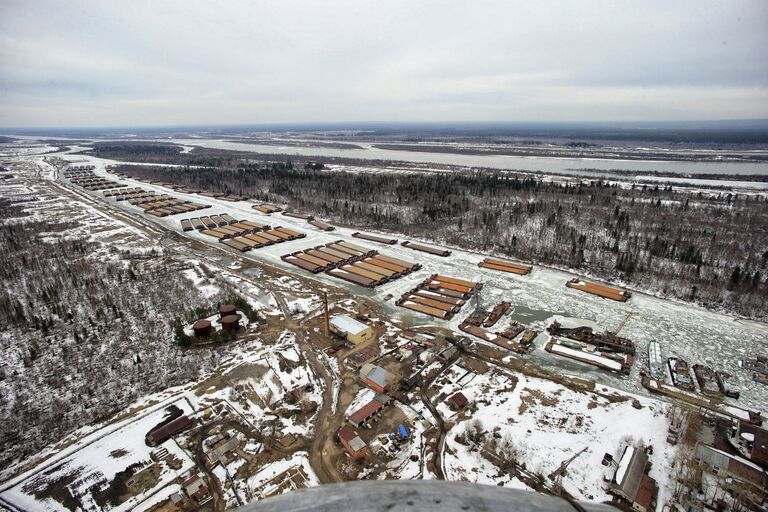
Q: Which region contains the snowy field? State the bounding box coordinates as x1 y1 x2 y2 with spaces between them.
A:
437 365 676 504
2 398 196 512
52 150 767 415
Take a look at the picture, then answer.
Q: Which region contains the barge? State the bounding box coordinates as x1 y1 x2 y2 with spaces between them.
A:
478 258 532 275
692 364 724 398
401 241 451 257
565 278 631 302
352 232 398 245
483 301 511 327
545 337 633 374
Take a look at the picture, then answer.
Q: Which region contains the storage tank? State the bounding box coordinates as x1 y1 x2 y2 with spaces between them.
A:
193 319 213 337
219 304 237 318
221 314 240 332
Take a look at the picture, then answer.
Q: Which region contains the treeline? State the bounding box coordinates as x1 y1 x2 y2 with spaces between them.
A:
0 197 229 470
116 163 768 320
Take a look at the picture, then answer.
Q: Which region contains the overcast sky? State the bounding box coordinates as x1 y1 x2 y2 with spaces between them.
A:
1 0 767 128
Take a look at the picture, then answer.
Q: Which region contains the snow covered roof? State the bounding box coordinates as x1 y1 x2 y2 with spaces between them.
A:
611 445 648 503
330 314 370 335
614 446 635 485
696 442 766 484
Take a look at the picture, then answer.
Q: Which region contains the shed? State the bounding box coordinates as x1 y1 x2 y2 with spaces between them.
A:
206 436 240 466
338 426 367 460
360 363 393 394
330 314 374 345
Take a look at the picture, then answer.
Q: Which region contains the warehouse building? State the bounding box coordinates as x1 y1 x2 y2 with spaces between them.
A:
360 364 393 394
347 399 386 428
606 445 657 512
330 314 374 345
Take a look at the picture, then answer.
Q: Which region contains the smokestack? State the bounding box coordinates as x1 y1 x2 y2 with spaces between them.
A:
323 292 329 337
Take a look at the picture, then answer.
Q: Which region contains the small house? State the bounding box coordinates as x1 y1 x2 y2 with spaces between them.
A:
447 392 469 411
181 474 209 501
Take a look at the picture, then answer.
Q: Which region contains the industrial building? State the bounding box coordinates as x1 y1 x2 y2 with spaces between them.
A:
330 314 374 345
147 415 193 446
731 421 768 469
338 426 367 460
360 364 393 394
347 399 386 428
606 445 657 512
695 442 768 502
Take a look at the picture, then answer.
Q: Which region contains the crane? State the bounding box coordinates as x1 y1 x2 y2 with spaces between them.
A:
548 447 588 494
609 311 632 337
473 288 488 316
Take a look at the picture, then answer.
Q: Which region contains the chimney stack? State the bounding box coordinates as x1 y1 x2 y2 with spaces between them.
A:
323 292 330 337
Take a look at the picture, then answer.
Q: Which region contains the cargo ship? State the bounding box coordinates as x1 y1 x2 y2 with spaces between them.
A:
738 356 768 376
667 357 695 391
647 340 665 381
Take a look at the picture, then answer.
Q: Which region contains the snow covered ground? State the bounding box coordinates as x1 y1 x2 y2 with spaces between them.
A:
2 142 766 512
54 150 767 414
2 398 196 512
437 365 676 504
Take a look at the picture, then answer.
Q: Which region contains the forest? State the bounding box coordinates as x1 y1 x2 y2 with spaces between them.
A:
115 161 768 320
0 196 231 471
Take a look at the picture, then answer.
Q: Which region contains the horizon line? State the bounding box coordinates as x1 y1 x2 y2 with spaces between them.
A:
3 118 768 133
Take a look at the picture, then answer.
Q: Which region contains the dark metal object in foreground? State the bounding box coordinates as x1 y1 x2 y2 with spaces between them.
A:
237 481 619 512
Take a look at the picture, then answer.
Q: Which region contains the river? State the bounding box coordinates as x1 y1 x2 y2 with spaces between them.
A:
169 138 768 177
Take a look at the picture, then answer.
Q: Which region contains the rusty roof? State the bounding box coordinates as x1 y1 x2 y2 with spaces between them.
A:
348 399 384 424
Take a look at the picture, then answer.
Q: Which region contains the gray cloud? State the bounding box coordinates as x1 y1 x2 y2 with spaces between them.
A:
1 0 767 127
